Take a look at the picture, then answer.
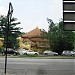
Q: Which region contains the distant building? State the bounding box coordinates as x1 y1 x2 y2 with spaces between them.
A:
0 27 50 53
21 27 49 51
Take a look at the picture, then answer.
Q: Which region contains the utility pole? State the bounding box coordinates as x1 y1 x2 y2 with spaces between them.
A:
4 2 13 74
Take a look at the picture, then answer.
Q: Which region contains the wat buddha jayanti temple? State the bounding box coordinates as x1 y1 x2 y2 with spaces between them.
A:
20 27 50 51
0 27 50 52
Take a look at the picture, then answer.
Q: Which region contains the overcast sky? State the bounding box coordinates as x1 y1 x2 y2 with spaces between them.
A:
0 0 63 32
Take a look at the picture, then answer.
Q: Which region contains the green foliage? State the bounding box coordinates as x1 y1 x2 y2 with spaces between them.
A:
0 15 22 48
0 47 3 53
41 29 48 38
19 54 38 57
47 18 75 55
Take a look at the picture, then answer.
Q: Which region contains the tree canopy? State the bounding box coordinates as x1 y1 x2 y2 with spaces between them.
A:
47 18 75 55
0 15 22 48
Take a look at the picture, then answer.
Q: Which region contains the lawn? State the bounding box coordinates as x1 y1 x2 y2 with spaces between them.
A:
0 54 75 59
17 55 75 59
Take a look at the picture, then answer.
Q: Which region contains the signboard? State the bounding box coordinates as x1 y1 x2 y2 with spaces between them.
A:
63 22 75 30
63 0 75 30
64 2 75 11
64 12 75 20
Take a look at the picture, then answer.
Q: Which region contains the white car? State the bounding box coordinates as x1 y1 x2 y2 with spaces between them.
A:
24 50 39 55
17 49 39 55
62 50 75 56
17 48 28 55
43 50 58 56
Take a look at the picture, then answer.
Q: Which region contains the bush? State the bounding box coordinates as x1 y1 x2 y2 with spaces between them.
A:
19 54 38 57
0 47 3 53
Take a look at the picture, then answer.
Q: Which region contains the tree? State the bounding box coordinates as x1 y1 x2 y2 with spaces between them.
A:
0 15 22 48
47 18 75 55
47 18 58 50
41 29 48 38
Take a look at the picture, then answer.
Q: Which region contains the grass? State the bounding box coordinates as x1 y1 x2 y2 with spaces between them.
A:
17 55 75 59
0 53 75 59
18 54 39 57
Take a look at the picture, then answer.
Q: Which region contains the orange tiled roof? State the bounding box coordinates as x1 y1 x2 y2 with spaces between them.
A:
30 38 48 42
21 27 42 37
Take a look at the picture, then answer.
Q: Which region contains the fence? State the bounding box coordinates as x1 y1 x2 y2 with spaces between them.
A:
0 68 75 75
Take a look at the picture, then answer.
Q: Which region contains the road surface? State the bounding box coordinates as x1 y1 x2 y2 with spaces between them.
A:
0 58 75 75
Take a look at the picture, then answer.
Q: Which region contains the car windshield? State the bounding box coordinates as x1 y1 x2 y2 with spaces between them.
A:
3 48 13 51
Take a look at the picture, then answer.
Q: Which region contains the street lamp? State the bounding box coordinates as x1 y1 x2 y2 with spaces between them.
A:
4 2 13 74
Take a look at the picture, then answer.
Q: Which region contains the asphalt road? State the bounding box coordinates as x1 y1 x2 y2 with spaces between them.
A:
0 58 75 75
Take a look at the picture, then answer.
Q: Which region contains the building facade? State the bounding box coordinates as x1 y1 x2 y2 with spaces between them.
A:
20 27 49 52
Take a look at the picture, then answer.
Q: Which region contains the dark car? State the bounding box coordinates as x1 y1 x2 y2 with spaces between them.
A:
2 48 19 56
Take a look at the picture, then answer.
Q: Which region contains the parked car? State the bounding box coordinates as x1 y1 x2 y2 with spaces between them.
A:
23 50 39 55
43 50 58 56
17 48 27 55
17 49 39 55
62 50 75 56
1 48 19 56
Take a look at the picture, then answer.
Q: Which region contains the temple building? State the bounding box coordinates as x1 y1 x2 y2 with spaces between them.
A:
0 27 50 53
20 27 49 52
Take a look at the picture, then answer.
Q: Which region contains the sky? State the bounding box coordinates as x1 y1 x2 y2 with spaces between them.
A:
0 0 63 32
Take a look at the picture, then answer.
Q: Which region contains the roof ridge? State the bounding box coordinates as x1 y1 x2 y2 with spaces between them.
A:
22 27 42 37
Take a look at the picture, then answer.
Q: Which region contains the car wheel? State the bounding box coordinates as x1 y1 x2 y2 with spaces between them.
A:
34 53 38 55
13 53 16 56
71 54 74 56
24 53 27 55
62 54 65 56
54 54 57 56
44 53 48 55
2 53 5 56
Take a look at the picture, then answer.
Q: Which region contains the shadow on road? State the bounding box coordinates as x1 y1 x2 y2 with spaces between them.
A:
0 68 75 75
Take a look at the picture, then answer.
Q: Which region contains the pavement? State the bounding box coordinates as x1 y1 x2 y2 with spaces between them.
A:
0 58 75 75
